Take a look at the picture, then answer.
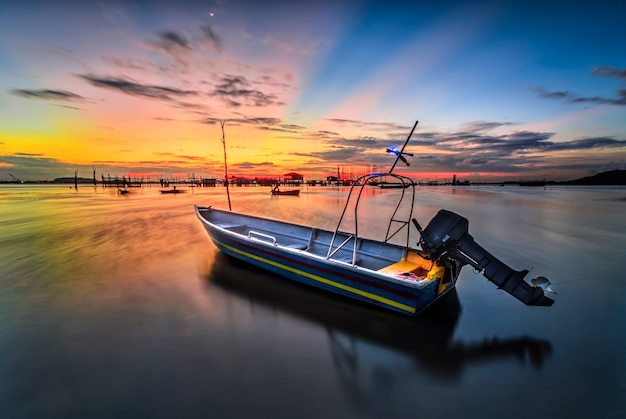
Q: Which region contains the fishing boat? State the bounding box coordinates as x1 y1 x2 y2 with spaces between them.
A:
160 186 186 194
271 184 300 196
378 181 413 189
194 121 555 316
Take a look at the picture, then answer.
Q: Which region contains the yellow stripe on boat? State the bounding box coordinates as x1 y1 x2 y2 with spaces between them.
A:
214 236 416 314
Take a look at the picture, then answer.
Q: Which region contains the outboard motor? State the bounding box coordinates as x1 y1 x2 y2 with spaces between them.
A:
415 210 554 307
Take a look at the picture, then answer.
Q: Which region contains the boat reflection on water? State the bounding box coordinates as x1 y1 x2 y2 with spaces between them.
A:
206 253 552 383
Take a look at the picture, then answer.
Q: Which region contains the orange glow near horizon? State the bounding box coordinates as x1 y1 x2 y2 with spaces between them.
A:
2 2 625 183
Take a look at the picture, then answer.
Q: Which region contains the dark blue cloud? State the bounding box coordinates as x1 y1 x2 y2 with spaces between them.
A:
79 74 198 101
10 88 84 102
212 75 283 107
536 66 626 106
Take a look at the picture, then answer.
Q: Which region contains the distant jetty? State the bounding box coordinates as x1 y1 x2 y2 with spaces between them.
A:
2 169 624 186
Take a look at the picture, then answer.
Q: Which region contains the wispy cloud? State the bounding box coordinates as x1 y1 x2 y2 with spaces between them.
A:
199 115 626 172
10 88 84 102
56 104 82 110
200 24 222 52
15 152 45 156
536 66 626 106
79 74 198 101
234 161 277 170
46 46 90 72
395 129 626 175
144 30 191 54
101 57 159 73
325 118 411 132
310 130 340 138
243 117 283 125
298 147 370 163
142 29 195 73
413 130 626 157
332 137 380 148
535 86 626 106
291 119 626 175
201 116 283 127
139 24 222 75
459 121 516 132
592 65 626 81
259 125 303 133
212 75 283 107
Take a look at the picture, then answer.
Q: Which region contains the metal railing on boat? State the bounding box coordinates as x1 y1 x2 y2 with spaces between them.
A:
326 172 417 266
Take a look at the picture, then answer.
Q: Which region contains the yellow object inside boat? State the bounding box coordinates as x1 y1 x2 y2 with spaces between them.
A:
378 250 444 281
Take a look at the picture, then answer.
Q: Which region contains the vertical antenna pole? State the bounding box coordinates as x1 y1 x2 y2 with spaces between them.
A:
389 120 419 174
220 120 232 211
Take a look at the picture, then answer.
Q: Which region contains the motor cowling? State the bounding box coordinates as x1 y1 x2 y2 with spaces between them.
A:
417 210 554 307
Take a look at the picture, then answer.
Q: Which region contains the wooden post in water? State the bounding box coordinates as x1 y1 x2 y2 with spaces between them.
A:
74 170 78 190
220 120 232 211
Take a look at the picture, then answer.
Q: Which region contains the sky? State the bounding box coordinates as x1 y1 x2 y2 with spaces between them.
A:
1 0 625 182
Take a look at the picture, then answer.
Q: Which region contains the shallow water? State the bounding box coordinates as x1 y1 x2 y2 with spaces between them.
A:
1 184 625 418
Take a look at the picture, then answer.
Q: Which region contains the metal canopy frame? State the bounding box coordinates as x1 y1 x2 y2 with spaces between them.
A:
325 173 416 266
326 121 419 266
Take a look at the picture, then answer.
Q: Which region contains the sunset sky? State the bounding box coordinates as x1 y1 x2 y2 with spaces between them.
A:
1 0 625 182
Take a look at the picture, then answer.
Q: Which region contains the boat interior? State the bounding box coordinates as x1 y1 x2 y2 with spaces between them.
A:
197 169 449 286
198 206 444 284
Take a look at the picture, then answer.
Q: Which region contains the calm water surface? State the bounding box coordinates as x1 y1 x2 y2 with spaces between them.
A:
1 184 625 418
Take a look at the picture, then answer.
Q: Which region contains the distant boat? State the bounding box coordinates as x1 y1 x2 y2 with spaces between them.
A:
271 185 300 196
378 181 413 189
160 187 186 194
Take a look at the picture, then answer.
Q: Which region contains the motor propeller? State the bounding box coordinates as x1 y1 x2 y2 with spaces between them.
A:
531 276 557 294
